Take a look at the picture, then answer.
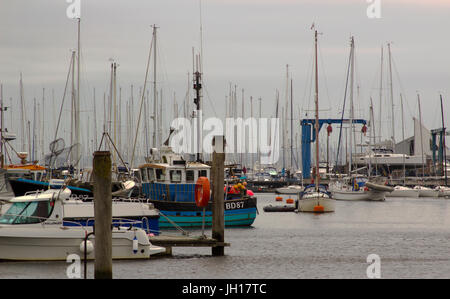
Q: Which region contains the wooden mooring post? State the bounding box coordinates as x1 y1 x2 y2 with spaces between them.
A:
93 151 112 279
211 136 225 256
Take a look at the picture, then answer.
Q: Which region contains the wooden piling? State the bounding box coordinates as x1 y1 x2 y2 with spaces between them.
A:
211 136 225 256
93 151 112 279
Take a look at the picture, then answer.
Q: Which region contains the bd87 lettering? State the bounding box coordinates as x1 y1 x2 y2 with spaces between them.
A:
225 202 244 210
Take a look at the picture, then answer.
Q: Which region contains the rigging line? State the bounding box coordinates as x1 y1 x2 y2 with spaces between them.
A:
130 30 154 169
390 54 414 120
54 53 75 142
302 43 315 117
317 41 332 117
335 40 353 168
201 79 218 118
300 45 314 112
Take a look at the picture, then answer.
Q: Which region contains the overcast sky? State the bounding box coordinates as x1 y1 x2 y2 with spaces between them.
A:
1 0 449 164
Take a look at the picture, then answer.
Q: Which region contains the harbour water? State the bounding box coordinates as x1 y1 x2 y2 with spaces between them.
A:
1 193 450 279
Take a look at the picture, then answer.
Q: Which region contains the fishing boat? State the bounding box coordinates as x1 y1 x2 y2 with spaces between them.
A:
297 27 335 213
0 188 165 261
139 146 257 228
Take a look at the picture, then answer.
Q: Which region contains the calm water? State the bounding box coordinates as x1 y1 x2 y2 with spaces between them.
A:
1 193 450 279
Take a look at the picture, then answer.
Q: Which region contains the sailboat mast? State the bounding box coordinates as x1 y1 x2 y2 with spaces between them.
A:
349 37 355 175
152 24 158 148
314 29 320 190
76 17 81 174
378 46 383 144
417 94 425 179
440 94 447 185
388 43 395 147
400 93 406 185
0 84 3 168
290 79 293 172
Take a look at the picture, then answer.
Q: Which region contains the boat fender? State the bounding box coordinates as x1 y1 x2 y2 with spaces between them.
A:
132 236 138 254
80 240 94 254
195 177 210 207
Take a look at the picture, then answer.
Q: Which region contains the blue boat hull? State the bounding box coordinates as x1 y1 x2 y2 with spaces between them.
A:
142 182 257 228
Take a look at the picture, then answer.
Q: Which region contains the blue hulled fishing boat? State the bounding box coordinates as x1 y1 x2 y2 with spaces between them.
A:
138 146 257 228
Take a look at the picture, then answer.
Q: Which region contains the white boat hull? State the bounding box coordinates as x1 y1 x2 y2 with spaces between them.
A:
275 186 303 194
435 187 450 198
417 190 439 198
332 190 385 201
0 225 165 261
385 189 419 198
413 186 439 198
298 193 335 212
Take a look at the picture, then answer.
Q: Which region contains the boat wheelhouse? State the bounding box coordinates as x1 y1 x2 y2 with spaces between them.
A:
139 146 257 228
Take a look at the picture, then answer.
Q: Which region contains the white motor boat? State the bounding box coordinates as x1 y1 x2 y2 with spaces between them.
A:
275 185 303 194
435 186 450 198
385 186 419 198
297 185 335 213
0 188 166 261
413 185 439 198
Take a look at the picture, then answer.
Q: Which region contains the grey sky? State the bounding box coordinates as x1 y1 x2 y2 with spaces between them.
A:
0 0 449 165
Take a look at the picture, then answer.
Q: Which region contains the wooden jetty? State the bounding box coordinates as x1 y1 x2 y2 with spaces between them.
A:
149 235 230 256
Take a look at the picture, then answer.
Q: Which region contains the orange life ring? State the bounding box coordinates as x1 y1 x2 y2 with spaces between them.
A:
195 177 211 207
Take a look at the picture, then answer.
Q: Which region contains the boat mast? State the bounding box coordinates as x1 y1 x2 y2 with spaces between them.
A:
314 29 320 191
349 36 355 175
378 46 383 145
152 24 158 148
400 93 406 185
388 43 395 148
441 94 447 186
193 54 203 162
0 83 3 168
417 94 425 180
76 17 81 175
290 79 294 172
369 98 375 178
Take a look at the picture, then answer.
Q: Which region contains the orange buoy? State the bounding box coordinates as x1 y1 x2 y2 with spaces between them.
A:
275 196 283 202
313 205 325 212
286 198 294 204
195 177 211 207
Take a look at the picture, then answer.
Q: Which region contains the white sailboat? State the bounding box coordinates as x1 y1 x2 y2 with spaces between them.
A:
386 185 419 198
297 26 335 213
0 188 165 261
276 185 303 194
413 185 439 198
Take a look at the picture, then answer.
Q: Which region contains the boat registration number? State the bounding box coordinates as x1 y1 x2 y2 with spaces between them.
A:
225 201 245 210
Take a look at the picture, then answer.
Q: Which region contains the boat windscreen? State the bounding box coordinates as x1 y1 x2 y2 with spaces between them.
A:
0 200 53 224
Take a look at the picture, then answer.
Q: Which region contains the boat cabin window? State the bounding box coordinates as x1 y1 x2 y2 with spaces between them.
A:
155 169 165 181
148 168 155 181
170 170 182 183
0 200 54 225
141 168 148 182
186 170 195 183
199 170 208 178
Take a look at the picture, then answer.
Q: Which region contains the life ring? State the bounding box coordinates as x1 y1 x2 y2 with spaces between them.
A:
195 177 210 207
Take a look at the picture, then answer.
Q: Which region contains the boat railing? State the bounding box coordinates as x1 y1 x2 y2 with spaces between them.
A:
85 217 155 232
